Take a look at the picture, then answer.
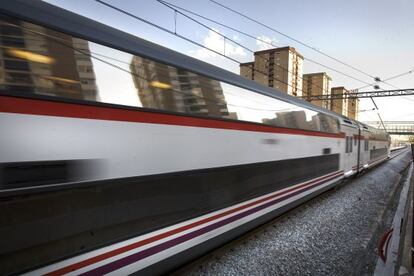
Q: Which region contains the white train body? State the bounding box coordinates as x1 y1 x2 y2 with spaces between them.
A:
0 103 388 182
0 1 390 275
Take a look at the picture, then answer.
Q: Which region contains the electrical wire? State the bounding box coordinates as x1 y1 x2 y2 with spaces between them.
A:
208 0 398 89
156 0 372 86
154 0 380 115
155 0 332 103
95 0 348 115
356 68 413 90
94 0 327 105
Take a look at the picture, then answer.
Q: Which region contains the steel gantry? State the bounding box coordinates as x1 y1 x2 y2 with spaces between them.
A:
301 88 414 100
363 121 414 135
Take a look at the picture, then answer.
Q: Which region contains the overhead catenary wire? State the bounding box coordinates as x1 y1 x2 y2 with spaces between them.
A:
155 0 331 100
94 0 350 114
356 68 413 90
355 68 414 104
153 0 350 114
158 0 395 113
208 0 398 90
156 0 372 87
155 1 381 120
153 0 386 115
203 0 383 118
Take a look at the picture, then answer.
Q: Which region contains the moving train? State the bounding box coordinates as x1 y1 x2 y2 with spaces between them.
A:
0 0 390 275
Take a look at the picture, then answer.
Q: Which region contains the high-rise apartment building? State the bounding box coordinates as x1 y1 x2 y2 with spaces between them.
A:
331 87 348 116
330 86 359 119
302 72 331 109
347 96 359 120
240 46 303 96
239 61 254 80
130 56 231 118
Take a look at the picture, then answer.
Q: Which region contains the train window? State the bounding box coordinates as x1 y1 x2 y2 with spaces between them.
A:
345 136 354 153
367 128 388 142
345 137 349 153
345 137 347 153
322 148 331 155
345 136 349 153
0 15 340 134
364 139 369 151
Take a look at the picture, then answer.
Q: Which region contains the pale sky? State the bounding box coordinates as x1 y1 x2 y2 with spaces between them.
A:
44 0 414 123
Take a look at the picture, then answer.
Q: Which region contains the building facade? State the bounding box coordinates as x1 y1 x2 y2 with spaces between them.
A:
240 46 303 97
330 87 348 116
302 72 331 109
239 61 254 80
330 86 359 119
347 96 359 120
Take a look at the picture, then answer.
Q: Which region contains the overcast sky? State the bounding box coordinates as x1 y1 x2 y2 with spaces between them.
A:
45 0 414 123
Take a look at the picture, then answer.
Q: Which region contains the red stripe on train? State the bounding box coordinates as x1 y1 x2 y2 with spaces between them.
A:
0 95 345 138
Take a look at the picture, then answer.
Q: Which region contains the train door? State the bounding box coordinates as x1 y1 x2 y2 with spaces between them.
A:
350 126 359 174
356 126 361 173
361 127 370 168
342 127 352 175
341 120 358 176
344 134 353 174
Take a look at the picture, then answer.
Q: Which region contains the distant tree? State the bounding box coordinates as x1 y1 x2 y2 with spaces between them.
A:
408 136 414 143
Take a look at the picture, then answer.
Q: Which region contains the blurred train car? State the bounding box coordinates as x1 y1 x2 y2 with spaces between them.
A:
0 0 390 275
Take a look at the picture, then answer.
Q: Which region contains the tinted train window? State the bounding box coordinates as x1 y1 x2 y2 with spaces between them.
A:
0 15 339 134
345 137 349 153
367 128 389 142
364 139 369 151
345 136 354 153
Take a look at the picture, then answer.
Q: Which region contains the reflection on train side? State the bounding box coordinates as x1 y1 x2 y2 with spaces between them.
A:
0 14 339 134
0 15 99 101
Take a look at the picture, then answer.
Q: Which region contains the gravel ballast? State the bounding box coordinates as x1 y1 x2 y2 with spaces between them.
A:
176 150 413 276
